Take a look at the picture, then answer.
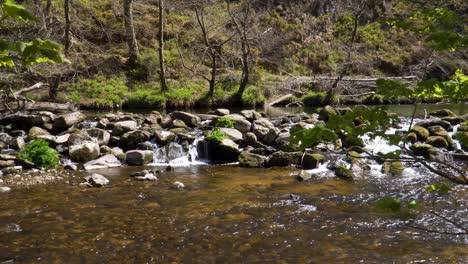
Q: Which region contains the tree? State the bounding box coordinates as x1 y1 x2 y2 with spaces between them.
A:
158 0 168 91
64 0 71 54
123 0 139 66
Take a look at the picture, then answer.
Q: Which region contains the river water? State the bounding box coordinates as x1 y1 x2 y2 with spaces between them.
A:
0 104 467 263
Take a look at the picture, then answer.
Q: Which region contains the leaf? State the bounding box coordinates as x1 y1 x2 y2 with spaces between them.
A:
2 0 35 22
376 79 414 99
408 200 418 209
290 125 338 149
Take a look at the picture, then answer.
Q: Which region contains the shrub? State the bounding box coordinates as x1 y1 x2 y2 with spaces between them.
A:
241 85 265 106
206 128 226 142
363 94 386 105
302 91 337 106
215 117 235 128
126 88 167 109
18 139 59 169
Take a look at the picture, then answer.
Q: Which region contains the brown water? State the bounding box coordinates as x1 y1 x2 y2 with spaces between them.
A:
1 165 467 263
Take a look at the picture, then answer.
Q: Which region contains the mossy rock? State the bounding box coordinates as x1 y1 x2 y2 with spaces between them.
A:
458 121 468 132
410 143 434 156
454 131 468 151
405 132 417 144
335 166 354 180
429 109 455 117
302 153 325 170
318 105 337 122
239 151 266 168
346 151 361 163
426 136 449 149
381 161 404 175
442 116 465 125
410 125 430 141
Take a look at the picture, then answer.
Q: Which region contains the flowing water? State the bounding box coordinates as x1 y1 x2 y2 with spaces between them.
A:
0 104 467 263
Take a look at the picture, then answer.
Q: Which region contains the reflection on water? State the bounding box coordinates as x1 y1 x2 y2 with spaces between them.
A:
0 165 466 262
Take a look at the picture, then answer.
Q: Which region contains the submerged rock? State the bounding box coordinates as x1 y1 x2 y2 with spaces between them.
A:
0 186 11 193
173 181 185 190
302 153 325 170
381 161 404 175
83 173 109 187
335 166 354 180
238 151 266 168
131 170 158 181
84 154 121 171
266 151 302 167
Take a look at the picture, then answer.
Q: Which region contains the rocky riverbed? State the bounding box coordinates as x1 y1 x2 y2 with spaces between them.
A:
0 106 466 190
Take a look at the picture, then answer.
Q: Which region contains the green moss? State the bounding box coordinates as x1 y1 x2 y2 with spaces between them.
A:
18 139 59 169
215 117 235 128
302 92 337 106
241 86 265 106
125 88 167 109
207 128 226 142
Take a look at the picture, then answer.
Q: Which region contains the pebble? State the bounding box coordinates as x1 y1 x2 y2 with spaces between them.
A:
173 181 185 190
0 186 11 193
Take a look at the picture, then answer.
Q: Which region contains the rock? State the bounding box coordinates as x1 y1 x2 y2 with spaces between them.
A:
169 111 201 127
239 151 267 168
83 173 109 187
416 119 452 131
454 132 468 151
120 130 152 150
219 114 252 133
131 170 158 181
0 186 11 193
173 181 185 190
245 132 257 146
53 111 85 130
410 143 434 156
9 130 26 137
302 153 325 170
263 127 280 146
154 131 176 146
170 119 188 129
429 109 455 117
27 127 50 140
442 116 465 125
427 149 446 163
381 161 404 175
84 154 121 170
410 125 430 141
197 138 240 163
68 131 95 146
197 114 218 122
240 110 262 121
458 122 468 132
428 126 453 146
97 118 110 129
69 141 100 162
112 120 138 136
111 147 126 160
318 105 337 122
84 128 111 146
137 141 154 150
426 136 448 148
0 160 15 169
335 166 354 180
298 170 314 181
208 109 230 116
405 132 418 144
219 128 243 142
2 166 22 175
55 134 71 145
252 118 275 139
266 151 302 167
0 154 16 161
125 150 154 166
0 112 54 130
64 164 78 171
274 132 291 150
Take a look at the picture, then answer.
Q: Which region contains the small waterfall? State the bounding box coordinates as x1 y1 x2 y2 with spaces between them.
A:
150 135 206 166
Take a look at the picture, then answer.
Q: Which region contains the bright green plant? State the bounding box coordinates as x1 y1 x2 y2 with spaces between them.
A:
302 91 338 106
206 128 226 142
18 139 59 169
241 86 265 106
214 117 235 128
126 88 167 109
0 0 67 67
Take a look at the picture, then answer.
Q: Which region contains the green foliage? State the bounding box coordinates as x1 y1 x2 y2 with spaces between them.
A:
69 73 128 109
426 183 451 194
0 0 66 67
302 92 338 106
290 125 338 149
214 117 235 128
126 87 167 109
375 197 402 212
166 84 198 108
206 128 226 142
376 79 414 99
18 139 59 169
241 86 265 106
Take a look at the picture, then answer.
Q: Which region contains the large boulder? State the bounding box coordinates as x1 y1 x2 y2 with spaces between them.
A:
266 151 302 167
252 118 275 139
219 114 252 133
263 127 280 146
112 120 138 136
302 153 325 170
84 154 121 171
69 141 100 162
410 125 430 141
53 111 85 130
154 131 176 146
381 161 404 175
219 128 243 142
169 111 201 127
197 138 240 163
410 143 434 156
238 151 266 168
120 130 152 150
442 116 465 125
0 112 54 130
28 126 50 140
240 110 262 121
125 150 154 166
68 131 95 146
84 128 111 146
416 119 452 131
426 136 449 149
429 109 455 117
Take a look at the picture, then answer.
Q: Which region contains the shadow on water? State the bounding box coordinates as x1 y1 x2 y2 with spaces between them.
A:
0 164 467 263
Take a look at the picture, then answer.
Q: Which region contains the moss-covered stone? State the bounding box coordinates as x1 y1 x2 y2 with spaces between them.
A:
405 132 418 144
410 125 430 141
442 116 465 125
458 121 468 132
301 153 325 169
335 166 354 180
426 136 449 148
239 151 266 168
381 161 404 175
410 143 434 156
318 105 337 122
429 109 455 117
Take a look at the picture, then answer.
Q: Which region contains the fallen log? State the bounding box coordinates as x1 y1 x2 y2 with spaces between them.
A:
268 94 295 107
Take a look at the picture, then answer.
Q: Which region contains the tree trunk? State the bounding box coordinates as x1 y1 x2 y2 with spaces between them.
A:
237 40 249 98
45 0 52 24
48 77 60 101
158 0 168 92
209 54 216 98
64 0 71 54
123 0 139 66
